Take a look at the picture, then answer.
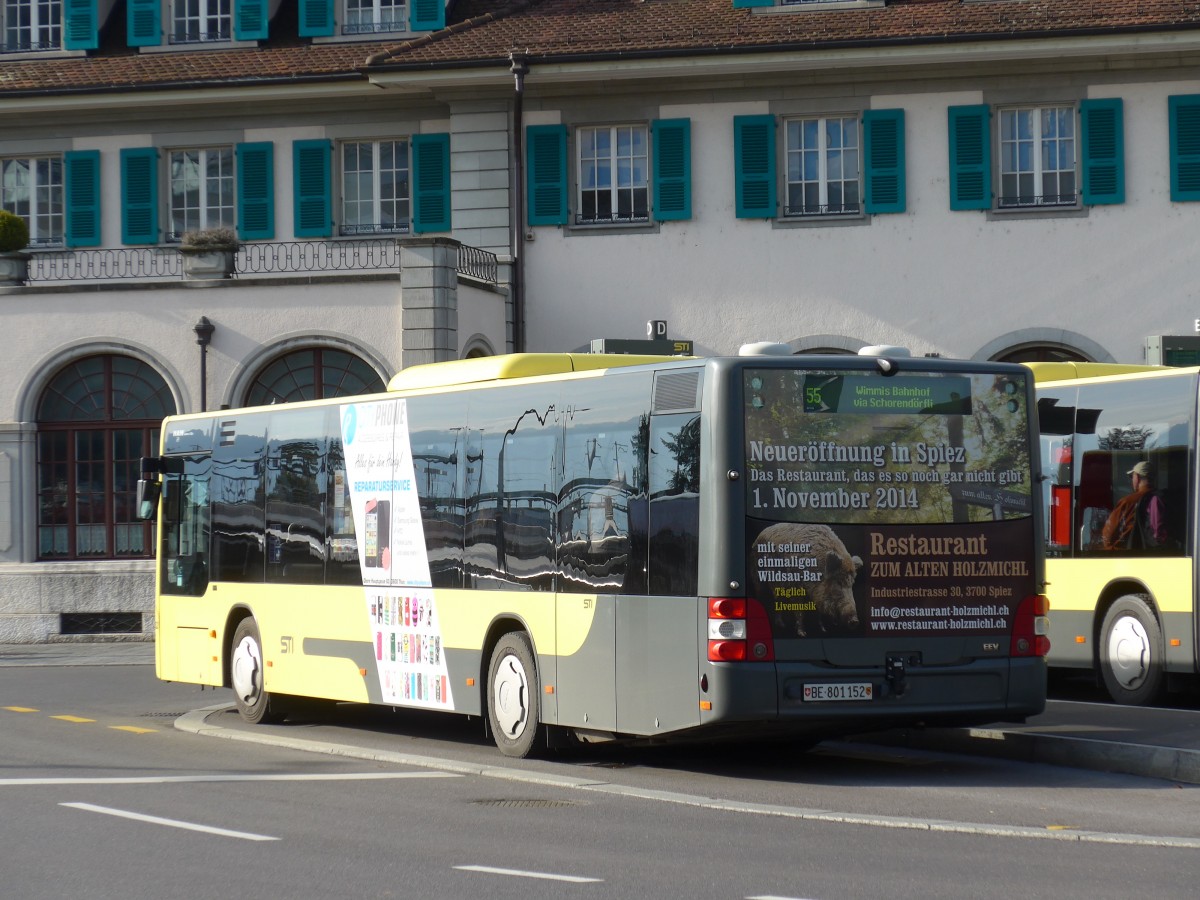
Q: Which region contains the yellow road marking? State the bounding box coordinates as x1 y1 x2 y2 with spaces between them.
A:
1046 825 1078 831
109 725 156 735
3 706 39 713
50 715 96 724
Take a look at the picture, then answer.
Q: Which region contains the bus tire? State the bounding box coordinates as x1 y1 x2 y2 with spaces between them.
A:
487 632 542 758
1099 596 1164 706
230 617 289 725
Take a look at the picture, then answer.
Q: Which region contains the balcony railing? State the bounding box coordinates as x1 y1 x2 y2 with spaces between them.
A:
24 240 499 285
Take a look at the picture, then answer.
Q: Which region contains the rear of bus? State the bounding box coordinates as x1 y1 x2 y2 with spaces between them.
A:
697 351 1047 736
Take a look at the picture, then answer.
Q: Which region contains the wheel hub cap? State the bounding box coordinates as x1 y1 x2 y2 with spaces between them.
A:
492 653 528 738
1108 616 1150 690
231 636 263 704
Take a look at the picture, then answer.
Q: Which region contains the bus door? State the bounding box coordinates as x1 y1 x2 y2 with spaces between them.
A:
157 452 215 683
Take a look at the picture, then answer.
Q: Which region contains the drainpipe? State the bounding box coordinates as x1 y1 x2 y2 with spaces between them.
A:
192 316 214 412
510 53 529 353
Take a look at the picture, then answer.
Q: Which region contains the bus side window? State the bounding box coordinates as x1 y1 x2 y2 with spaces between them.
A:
648 412 700 596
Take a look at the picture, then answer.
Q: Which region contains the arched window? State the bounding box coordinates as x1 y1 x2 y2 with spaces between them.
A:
245 348 385 406
37 355 175 560
994 345 1090 364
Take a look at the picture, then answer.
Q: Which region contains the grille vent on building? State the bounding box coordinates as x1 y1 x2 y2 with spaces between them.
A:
60 613 143 635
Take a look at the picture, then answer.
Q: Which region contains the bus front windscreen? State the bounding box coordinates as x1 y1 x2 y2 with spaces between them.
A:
743 367 1034 642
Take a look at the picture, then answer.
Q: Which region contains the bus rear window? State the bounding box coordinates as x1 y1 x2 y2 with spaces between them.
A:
744 368 1032 525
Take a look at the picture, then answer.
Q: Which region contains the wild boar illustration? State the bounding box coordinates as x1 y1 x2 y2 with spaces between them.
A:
752 522 863 637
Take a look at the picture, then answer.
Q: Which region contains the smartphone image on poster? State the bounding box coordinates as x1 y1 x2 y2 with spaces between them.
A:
364 499 390 567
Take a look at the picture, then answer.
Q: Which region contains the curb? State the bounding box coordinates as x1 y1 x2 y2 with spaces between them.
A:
856 725 1200 785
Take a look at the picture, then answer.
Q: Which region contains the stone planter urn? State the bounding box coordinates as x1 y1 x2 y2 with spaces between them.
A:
179 226 239 280
0 250 31 286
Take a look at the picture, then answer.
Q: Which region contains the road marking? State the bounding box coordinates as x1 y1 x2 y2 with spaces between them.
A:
109 725 158 735
0 771 461 787
50 715 95 723
3 706 38 712
455 865 602 884
61 802 279 842
747 895 819 900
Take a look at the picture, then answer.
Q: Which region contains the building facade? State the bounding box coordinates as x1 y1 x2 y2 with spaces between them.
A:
3 0 1199 640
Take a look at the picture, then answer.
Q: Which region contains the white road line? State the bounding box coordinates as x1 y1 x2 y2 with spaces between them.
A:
747 895 819 900
455 865 602 884
61 802 279 842
0 771 460 787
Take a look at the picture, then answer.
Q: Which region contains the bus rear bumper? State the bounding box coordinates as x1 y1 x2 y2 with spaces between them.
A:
701 657 1046 733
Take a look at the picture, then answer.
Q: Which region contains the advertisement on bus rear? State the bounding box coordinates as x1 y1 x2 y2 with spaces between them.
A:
743 369 1034 640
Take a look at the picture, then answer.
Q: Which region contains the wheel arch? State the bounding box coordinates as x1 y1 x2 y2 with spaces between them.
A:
480 614 536 686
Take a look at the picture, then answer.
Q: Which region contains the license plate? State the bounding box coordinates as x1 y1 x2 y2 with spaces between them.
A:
802 682 873 702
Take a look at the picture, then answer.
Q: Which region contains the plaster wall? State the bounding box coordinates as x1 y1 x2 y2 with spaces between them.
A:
522 81 1200 363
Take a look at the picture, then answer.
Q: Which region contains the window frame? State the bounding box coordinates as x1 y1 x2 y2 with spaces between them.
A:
2 0 61 52
1 152 64 246
167 145 236 241
996 103 1079 210
574 123 651 227
344 0 407 35
170 0 232 45
338 137 412 237
782 113 863 219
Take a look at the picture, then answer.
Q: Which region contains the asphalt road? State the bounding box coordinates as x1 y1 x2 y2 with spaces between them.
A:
2 661 1199 899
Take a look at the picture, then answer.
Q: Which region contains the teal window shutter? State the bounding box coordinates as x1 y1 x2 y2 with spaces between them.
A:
299 0 335 37
734 115 776 219
413 133 452 233
120 148 159 245
64 150 101 247
526 125 568 227
1169 95 1200 202
863 109 906 214
948 105 991 210
652 119 692 221
236 142 275 240
1080 99 1124 206
234 0 269 41
127 0 162 47
293 139 332 238
733 0 775 7
410 0 445 32
63 0 98 50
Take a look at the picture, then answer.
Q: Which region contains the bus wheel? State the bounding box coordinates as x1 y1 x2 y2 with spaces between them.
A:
1099 596 1164 706
230 618 288 725
487 632 542 758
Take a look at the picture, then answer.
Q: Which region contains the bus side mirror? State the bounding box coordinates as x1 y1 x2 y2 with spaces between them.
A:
136 479 161 521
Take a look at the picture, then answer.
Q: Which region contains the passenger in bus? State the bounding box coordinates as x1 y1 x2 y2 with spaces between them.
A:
1101 461 1167 552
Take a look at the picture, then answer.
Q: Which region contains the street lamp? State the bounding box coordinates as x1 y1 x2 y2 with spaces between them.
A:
193 316 215 411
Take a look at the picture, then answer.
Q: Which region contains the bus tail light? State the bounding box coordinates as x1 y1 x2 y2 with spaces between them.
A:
707 597 775 662
1011 593 1050 657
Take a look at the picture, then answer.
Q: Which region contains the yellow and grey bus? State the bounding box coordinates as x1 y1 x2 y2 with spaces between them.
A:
1032 362 1198 705
141 347 1047 757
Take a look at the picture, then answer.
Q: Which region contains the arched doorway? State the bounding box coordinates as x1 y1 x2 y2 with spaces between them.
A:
36 354 175 559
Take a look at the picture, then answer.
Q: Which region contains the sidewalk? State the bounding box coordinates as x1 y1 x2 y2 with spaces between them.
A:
0 641 155 667
5 640 1200 784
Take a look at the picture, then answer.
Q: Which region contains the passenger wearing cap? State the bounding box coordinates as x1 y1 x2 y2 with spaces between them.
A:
1101 461 1167 551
